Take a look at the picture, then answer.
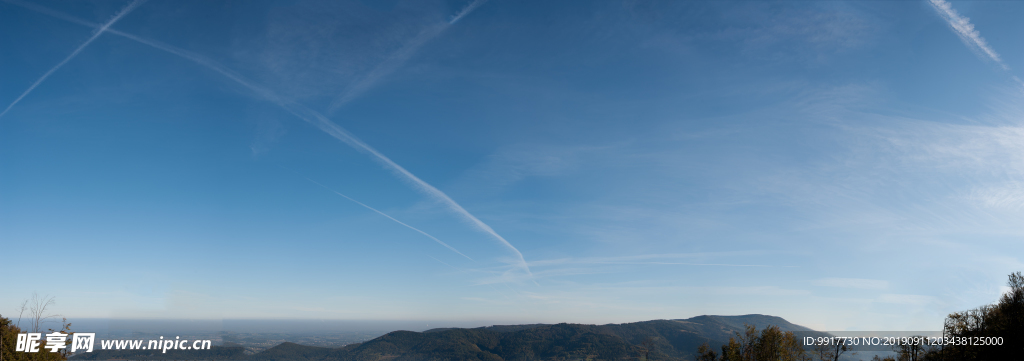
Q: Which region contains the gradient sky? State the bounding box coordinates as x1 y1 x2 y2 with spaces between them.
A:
3 0 1024 332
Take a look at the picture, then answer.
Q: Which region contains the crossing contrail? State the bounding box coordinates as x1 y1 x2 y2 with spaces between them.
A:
303 177 474 261
5 0 533 277
0 0 145 120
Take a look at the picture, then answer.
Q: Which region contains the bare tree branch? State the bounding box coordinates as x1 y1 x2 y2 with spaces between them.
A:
27 293 60 333
16 299 28 329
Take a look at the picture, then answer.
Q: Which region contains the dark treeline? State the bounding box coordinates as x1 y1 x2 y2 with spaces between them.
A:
900 271 1023 361
800 272 1024 361
693 325 811 361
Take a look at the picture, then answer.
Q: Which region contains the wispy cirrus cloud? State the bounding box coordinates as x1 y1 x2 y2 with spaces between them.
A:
968 184 1024 211
928 0 1007 70
877 294 936 306
0 0 145 120
812 278 889 290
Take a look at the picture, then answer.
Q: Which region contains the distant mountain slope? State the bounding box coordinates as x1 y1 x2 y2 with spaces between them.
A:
249 342 335 361
669 314 817 344
72 315 821 361
681 314 816 333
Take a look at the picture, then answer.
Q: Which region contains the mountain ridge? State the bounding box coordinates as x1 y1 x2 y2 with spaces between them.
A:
73 314 824 361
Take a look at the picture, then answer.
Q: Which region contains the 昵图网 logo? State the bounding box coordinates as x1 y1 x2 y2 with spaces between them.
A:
14 332 212 353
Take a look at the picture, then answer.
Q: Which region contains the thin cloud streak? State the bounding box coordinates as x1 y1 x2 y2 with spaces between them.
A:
538 261 783 268
304 177 474 261
623 262 788 267
11 2 532 277
527 251 784 267
927 0 1007 70
326 0 488 112
0 0 145 120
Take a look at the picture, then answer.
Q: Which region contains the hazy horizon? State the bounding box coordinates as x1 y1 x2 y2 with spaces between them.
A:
9 318 533 334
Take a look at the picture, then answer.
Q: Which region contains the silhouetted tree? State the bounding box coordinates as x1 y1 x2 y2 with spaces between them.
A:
695 342 717 361
639 336 656 361
925 271 1023 360
813 340 849 361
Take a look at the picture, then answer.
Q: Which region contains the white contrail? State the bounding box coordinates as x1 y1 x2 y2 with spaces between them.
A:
280 103 532 276
928 0 1007 70
449 0 488 24
303 177 474 261
326 0 488 113
326 23 445 112
0 0 145 120
7 1 533 277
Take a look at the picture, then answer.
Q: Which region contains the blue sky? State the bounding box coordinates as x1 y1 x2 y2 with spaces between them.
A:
2 0 1024 332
